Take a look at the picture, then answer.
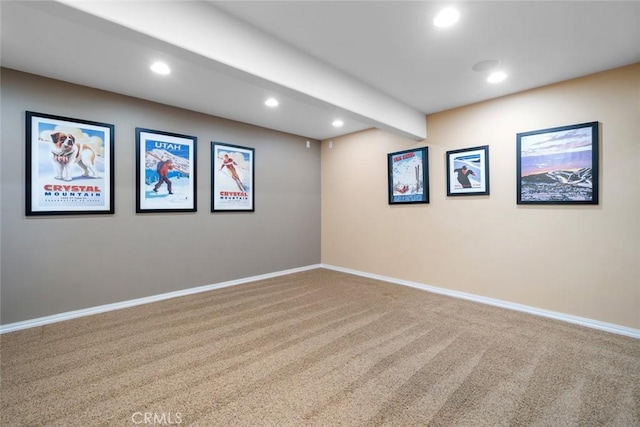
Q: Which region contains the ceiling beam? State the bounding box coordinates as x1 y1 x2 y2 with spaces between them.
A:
56 0 426 140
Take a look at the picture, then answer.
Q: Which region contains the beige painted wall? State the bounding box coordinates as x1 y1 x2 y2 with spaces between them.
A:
322 63 640 329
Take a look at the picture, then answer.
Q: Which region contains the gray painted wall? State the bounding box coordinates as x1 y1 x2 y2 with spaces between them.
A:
0 68 321 324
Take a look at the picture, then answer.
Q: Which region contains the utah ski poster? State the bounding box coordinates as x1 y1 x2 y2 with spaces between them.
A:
26 111 114 216
136 128 197 213
212 142 254 212
387 147 429 204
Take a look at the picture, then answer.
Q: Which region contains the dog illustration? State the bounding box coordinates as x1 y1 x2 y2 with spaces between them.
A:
49 131 98 181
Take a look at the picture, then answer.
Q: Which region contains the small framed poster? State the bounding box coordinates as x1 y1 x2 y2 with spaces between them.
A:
211 142 255 212
387 147 429 204
26 111 114 216
517 122 599 204
446 145 490 196
135 127 197 213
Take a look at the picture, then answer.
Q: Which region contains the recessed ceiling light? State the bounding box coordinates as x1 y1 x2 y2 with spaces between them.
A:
332 119 344 127
487 71 507 83
434 7 460 28
150 61 170 75
265 98 279 107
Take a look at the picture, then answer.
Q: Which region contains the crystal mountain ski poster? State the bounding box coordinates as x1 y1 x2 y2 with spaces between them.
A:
26 111 114 216
211 142 255 212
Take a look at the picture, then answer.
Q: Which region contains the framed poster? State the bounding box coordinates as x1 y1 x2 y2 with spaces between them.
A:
387 147 429 204
446 145 490 196
26 111 114 216
517 122 599 204
211 142 255 212
135 128 197 213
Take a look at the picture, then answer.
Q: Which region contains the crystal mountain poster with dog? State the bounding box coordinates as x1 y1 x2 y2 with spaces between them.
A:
26 112 114 215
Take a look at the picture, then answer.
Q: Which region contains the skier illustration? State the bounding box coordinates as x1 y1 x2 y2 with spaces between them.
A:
454 165 475 188
145 151 189 196
220 153 246 191
153 158 174 194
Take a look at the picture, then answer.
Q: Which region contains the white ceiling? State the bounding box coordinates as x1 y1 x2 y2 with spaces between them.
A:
2 1 639 141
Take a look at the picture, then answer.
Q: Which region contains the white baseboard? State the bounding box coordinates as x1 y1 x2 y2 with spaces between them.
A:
321 264 640 339
0 264 322 334
3 263 638 339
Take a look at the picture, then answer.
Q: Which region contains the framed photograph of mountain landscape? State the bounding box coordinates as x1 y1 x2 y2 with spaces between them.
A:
26 111 114 216
446 145 490 196
516 122 599 204
211 142 255 212
135 127 197 213
387 147 429 204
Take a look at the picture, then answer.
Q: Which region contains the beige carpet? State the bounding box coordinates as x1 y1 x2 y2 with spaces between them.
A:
1 268 639 426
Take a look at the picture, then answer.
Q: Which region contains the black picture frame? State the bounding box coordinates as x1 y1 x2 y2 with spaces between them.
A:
387 147 429 204
135 127 197 213
211 142 255 212
446 145 490 196
26 111 115 216
517 122 599 204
